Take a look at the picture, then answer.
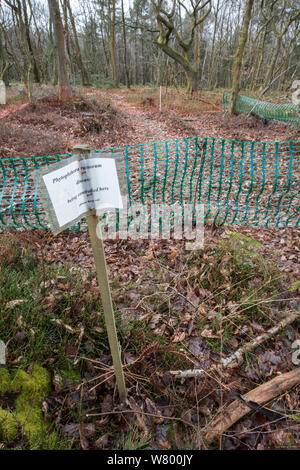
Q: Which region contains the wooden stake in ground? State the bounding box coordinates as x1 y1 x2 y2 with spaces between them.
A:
0 340 6 365
73 145 127 402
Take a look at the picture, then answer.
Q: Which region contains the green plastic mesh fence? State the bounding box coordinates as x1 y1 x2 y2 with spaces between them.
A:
0 137 299 231
223 93 300 124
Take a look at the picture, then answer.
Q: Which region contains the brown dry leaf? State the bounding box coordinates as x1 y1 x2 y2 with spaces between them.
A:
57 282 70 290
93 326 104 334
198 304 206 315
250 321 265 334
124 351 136 364
14 331 27 343
149 314 161 329
76 325 85 345
127 397 148 431
7 354 22 365
229 338 239 349
0 246 13 264
79 427 89 450
188 337 203 355
53 372 63 393
181 409 193 425
198 288 210 298
6 299 28 309
181 313 192 324
156 424 170 450
44 294 55 311
50 318 78 334
227 301 239 314
80 423 96 439
16 312 25 328
157 439 171 450
172 331 186 343
187 290 200 307
154 323 167 336
201 328 218 338
266 429 293 448
63 423 80 437
101 394 113 413
95 433 110 449
145 397 163 424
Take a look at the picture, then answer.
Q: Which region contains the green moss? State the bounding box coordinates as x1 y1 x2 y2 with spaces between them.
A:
0 369 11 394
12 364 51 405
59 368 81 387
290 281 300 293
0 408 19 442
16 407 49 449
0 365 58 449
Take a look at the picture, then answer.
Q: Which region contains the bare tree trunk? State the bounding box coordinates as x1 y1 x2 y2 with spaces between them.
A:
229 0 255 115
27 0 47 82
48 0 70 90
121 0 130 88
264 35 281 88
21 0 40 83
251 25 268 90
108 0 118 87
65 0 89 86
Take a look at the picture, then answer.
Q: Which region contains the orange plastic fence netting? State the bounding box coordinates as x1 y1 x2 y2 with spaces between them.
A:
29 85 222 114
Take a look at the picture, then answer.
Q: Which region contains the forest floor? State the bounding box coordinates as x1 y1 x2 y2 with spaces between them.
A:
0 93 299 450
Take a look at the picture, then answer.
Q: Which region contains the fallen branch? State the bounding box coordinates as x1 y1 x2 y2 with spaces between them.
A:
221 310 299 369
170 311 299 379
204 367 300 444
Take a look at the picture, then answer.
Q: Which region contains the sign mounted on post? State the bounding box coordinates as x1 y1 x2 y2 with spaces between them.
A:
33 147 128 402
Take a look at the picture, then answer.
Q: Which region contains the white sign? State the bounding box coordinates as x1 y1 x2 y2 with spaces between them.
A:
43 158 123 227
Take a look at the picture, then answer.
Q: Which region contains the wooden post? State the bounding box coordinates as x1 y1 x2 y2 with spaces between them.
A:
0 340 6 365
159 85 162 111
73 144 127 402
0 80 6 105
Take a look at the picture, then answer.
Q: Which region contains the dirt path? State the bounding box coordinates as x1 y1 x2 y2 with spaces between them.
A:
108 92 189 145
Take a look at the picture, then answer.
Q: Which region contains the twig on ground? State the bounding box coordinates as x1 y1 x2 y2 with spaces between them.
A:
85 409 196 429
171 310 299 377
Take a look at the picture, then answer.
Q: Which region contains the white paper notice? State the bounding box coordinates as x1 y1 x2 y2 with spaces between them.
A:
43 158 123 227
